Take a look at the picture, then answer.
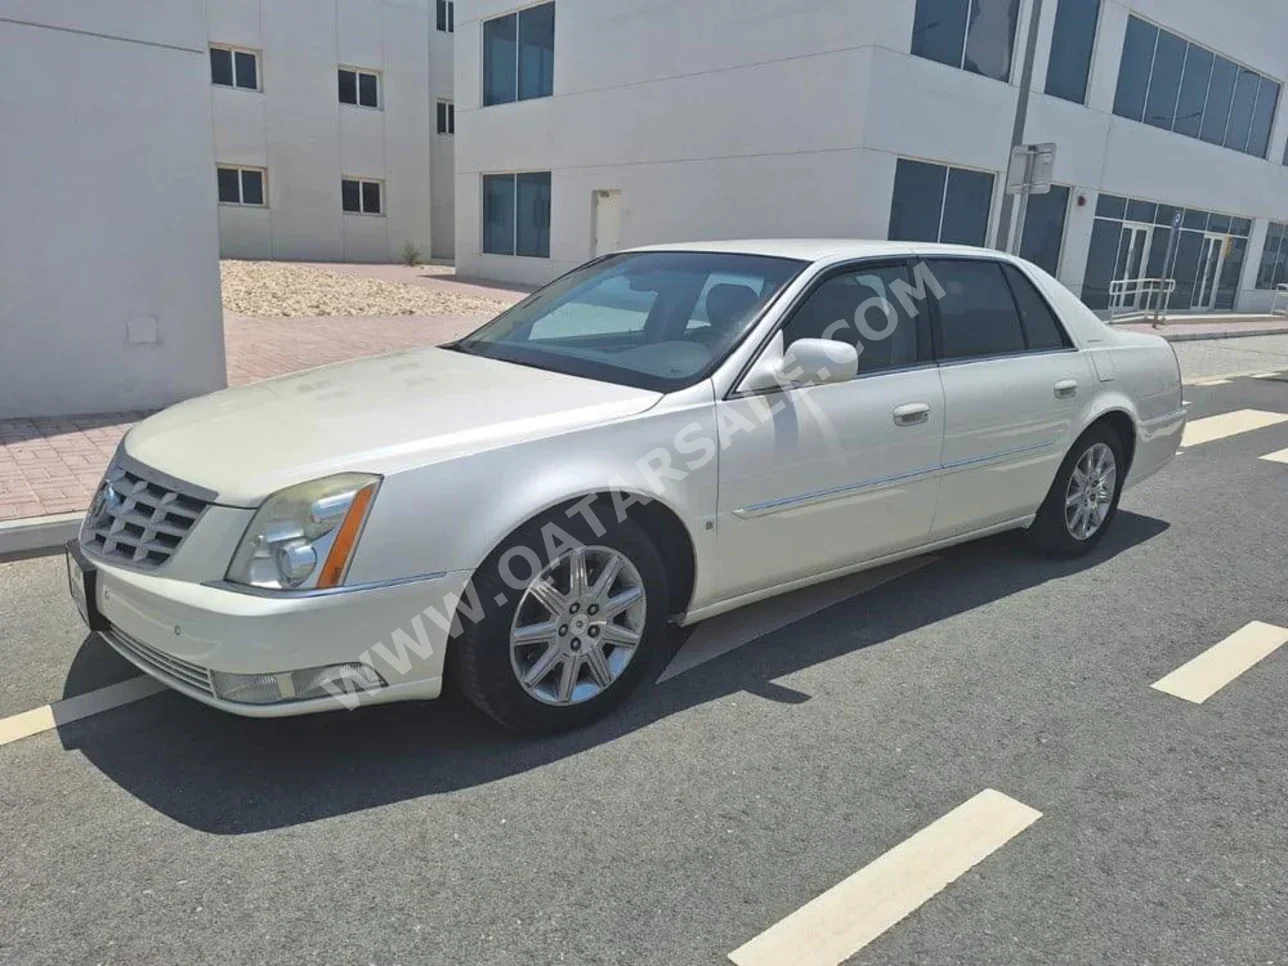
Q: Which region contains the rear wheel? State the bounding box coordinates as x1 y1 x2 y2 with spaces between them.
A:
1025 424 1126 557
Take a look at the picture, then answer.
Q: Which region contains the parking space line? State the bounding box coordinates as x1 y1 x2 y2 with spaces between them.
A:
1250 372 1282 379
1152 622 1288 705
0 675 163 747
1180 410 1288 448
1191 378 1231 386
727 789 1041 966
1260 447 1288 464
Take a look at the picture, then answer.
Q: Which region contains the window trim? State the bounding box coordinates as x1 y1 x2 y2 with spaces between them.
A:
341 176 385 216
338 65 381 110
216 164 268 207
481 170 552 259
210 44 261 92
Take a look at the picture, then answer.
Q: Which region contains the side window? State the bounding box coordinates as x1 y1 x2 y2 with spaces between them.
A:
780 264 926 375
1002 264 1071 351
928 259 1027 360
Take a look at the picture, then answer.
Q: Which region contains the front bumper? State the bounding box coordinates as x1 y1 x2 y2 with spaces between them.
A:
91 557 471 718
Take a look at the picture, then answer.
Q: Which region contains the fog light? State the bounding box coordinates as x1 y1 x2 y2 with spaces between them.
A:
211 663 387 705
210 670 282 705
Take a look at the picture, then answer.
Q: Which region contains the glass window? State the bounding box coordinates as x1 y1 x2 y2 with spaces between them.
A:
1173 44 1214 138
1258 222 1286 289
515 172 552 258
941 168 994 246
1216 236 1247 310
1144 29 1186 129
361 181 381 214
929 259 1028 359
437 100 455 135
482 174 516 255
1003 264 1070 350
216 167 241 204
1113 16 1157 122
217 167 265 206
234 50 257 90
911 0 969 71
341 180 361 213
1045 0 1099 104
240 169 264 206
1248 77 1279 158
1020 185 1070 277
518 3 556 100
1200 57 1238 144
454 251 805 391
210 47 233 87
436 0 454 32
963 0 1020 81
1170 230 1204 308
1231 217 1253 238
1182 209 1209 231
1082 218 1122 310
358 72 378 108
1224 68 1261 152
889 159 948 242
1126 199 1156 223
338 69 357 104
1208 213 1231 234
1154 204 1180 228
1095 194 1126 220
483 13 518 106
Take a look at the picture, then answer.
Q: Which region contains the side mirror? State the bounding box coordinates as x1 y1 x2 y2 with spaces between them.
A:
779 338 858 387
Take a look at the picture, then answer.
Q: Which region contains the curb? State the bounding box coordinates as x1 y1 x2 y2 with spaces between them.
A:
1143 325 1288 343
0 512 83 557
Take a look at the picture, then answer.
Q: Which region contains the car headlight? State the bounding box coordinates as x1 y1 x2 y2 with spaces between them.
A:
227 473 381 591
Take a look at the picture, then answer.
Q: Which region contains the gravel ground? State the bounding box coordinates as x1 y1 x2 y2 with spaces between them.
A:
220 260 511 318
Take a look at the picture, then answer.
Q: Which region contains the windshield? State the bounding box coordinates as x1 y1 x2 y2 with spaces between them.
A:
451 251 806 391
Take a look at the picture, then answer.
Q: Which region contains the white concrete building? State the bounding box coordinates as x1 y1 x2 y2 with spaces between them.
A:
0 0 226 420
453 0 1288 315
206 0 456 261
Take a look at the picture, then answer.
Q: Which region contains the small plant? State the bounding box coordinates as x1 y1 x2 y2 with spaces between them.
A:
400 240 422 267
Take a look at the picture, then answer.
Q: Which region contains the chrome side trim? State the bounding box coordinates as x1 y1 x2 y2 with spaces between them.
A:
732 440 1058 519
202 570 451 598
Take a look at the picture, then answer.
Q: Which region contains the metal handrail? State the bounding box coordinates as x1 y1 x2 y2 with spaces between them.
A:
1271 283 1288 317
1107 277 1177 323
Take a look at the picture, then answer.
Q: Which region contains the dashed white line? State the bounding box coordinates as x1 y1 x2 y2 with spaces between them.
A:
1152 621 1288 704
0 675 163 747
728 789 1042 966
1260 447 1288 464
1191 378 1232 387
1250 372 1282 379
1180 409 1288 448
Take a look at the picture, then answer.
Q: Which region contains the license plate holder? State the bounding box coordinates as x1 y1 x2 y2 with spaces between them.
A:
65 540 108 632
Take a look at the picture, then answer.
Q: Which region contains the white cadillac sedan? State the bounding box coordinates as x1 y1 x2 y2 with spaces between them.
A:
66 240 1186 732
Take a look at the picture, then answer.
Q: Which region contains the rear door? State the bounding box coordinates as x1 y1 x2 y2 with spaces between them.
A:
925 257 1093 538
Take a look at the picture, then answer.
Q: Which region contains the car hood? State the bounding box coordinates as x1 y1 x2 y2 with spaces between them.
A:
124 347 662 506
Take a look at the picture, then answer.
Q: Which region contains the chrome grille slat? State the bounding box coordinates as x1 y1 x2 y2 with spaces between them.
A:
105 627 215 696
80 458 210 569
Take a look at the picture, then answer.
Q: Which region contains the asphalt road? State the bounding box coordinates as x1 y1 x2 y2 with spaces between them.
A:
2 355 1286 965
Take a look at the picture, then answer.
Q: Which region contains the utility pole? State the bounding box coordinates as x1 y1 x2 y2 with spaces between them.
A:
995 0 1047 252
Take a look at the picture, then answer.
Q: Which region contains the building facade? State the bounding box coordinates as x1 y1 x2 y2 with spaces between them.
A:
453 0 1288 315
0 0 226 419
206 0 456 261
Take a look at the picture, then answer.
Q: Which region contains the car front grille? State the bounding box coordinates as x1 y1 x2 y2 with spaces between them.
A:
80 457 212 569
104 626 216 697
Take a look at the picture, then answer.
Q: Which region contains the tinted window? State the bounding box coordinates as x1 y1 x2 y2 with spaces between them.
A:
1081 218 1122 310
1143 29 1185 129
216 167 240 204
1173 44 1213 138
963 0 1019 81
517 3 556 100
1200 57 1238 144
940 167 994 246
1095 194 1126 219
482 174 516 254
361 181 381 214
1183 209 1208 231
1045 0 1099 103
1248 77 1279 158
234 50 257 90
482 14 517 106
358 72 378 108
1003 264 1069 350
210 47 233 87
1126 199 1156 224
889 159 947 242
515 172 551 258
929 259 1027 359
782 265 926 374
1224 68 1260 152
341 179 361 213
1019 185 1070 277
240 169 264 206
338 69 357 104
911 0 969 70
1258 222 1287 289
1113 17 1156 122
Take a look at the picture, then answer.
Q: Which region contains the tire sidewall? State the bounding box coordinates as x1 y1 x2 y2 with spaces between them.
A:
1032 425 1127 556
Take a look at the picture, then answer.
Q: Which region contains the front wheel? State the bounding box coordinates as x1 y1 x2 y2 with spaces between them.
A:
1024 425 1126 557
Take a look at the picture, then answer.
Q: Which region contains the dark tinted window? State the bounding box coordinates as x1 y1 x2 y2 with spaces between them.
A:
1200 57 1238 144
889 159 947 242
240 169 264 206
210 47 233 87
515 173 551 257
341 179 361 213
234 50 257 90
437 100 454 134
517 3 556 100
338 69 357 104
1019 185 1070 277
941 168 994 246
929 259 1027 359
963 0 1019 81
358 72 378 107
1045 0 1099 103
483 13 517 105
1231 217 1252 237
1258 222 1287 289
781 264 927 374
1223 68 1260 151
1113 17 1156 121
1143 29 1185 129
483 174 517 255
911 0 969 70
1125 199 1156 223
1183 209 1208 231
1173 44 1213 138
361 181 381 214
1248 77 1279 158
1096 194 1126 219
436 0 453 31
216 167 241 204
1003 264 1069 350
1154 204 1180 228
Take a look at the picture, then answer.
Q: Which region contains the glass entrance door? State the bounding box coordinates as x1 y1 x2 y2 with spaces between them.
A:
1192 234 1228 310
1109 222 1154 312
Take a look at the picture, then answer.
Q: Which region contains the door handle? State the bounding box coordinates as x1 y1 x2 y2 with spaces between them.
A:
892 402 931 426
1054 379 1079 399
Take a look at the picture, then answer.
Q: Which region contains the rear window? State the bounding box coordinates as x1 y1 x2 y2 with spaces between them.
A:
1003 264 1071 351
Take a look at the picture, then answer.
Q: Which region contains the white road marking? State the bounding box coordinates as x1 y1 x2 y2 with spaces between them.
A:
728 789 1042 966
1180 409 1288 448
0 675 163 747
1152 621 1288 704
1260 447 1288 464
1250 372 1282 379
1191 378 1231 387
659 556 938 682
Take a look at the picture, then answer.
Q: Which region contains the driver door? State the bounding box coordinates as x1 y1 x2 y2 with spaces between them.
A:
710 260 946 601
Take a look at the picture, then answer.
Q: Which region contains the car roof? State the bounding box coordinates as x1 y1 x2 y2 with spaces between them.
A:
622 238 1020 265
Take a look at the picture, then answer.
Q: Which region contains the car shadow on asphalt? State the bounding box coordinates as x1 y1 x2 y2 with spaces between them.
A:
56 511 1169 834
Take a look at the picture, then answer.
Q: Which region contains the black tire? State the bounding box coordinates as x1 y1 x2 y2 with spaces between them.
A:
1024 423 1127 558
449 508 670 733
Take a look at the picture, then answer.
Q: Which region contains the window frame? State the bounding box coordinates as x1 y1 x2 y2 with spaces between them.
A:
341 177 385 216
1018 183 1072 278
481 170 552 258
436 0 455 32
1256 221 1288 290
436 99 455 135
889 157 997 247
210 44 261 92
910 0 1022 83
482 1 556 107
216 165 268 207
1044 0 1102 105
338 66 381 109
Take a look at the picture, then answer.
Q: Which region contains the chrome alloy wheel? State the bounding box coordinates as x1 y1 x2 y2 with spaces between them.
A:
1064 442 1117 540
509 545 647 706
